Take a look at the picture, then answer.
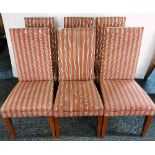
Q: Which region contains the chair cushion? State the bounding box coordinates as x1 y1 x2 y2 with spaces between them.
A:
10 28 53 81
57 28 96 81
53 81 103 117
100 79 155 116
100 27 144 80
0 81 54 118
64 17 94 28
24 17 58 81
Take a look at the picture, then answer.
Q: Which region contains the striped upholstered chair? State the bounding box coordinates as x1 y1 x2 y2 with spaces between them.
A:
0 28 55 139
64 17 94 28
53 28 104 138
99 27 155 137
95 17 126 81
24 17 58 81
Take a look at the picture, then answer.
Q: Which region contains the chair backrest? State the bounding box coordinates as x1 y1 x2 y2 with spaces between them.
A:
64 17 94 28
100 27 144 80
57 28 96 81
24 17 58 80
95 17 126 70
10 28 53 81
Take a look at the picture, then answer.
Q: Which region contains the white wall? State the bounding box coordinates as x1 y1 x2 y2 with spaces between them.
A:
2 13 155 79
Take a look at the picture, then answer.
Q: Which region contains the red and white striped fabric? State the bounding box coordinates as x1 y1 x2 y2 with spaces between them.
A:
24 17 58 80
10 28 53 81
0 81 54 118
100 79 155 116
57 28 96 81
53 81 103 117
95 17 126 80
64 17 94 28
100 27 144 80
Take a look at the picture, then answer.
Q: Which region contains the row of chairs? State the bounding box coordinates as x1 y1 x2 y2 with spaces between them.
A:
0 17 155 139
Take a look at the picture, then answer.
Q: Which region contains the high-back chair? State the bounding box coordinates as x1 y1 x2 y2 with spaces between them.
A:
64 17 94 28
99 27 155 137
53 28 104 138
95 17 126 81
0 28 55 139
24 17 58 81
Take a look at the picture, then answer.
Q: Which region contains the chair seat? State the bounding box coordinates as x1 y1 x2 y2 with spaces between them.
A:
100 79 155 116
0 81 54 118
53 81 103 117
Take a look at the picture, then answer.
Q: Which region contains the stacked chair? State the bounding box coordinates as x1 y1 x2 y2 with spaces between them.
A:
0 16 155 140
95 17 126 81
0 28 55 139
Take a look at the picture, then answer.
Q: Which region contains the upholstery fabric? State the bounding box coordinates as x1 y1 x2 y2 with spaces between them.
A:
24 17 58 80
64 17 94 28
53 81 103 117
95 17 126 80
0 81 54 118
10 28 53 81
57 28 96 81
100 27 144 80
100 79 155 116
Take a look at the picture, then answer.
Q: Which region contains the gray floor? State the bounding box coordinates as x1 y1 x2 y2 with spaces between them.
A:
0 48 155 141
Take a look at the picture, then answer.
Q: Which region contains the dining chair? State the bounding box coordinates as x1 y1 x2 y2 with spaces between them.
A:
0 28 55 139
24 17 58 81
99 27 155 137
64 17 94 28
53 28 104 138
95 17 126 81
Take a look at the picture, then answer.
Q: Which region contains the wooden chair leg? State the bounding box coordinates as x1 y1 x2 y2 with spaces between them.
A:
54 117 60 138
97 116 103 137
101 116 109 138
141 116 153 137
48 116 56 138
3 118 16 140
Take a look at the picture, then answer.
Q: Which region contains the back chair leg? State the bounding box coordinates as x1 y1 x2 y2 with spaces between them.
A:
3 118 16 140
54 117 60 138
101 116 109 138
97 116 103 137
141 116 153 137
48 116 56 138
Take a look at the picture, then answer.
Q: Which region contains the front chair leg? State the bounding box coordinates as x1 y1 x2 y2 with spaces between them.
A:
48 116 56 138
141 116 153 137
97 116 103 137
54 117 60 138
3 118 16 140
101 116 109 138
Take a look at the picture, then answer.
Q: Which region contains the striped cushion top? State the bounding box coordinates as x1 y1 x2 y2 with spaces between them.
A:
10 28 53 81
64 17 94 28
100 27 144 80
0 81 54 118
57 28 96 80
24 17 58 81
95 17 126 80
53 81 103 117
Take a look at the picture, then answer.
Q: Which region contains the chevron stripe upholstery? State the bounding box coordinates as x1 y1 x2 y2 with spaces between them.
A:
100 27 143 80
64 17 94 28
1 81 54 118
57 28 96 81
53 81 103 117
24 17 58 80
100 79 155 116
10 28 53 81
95 17 126 80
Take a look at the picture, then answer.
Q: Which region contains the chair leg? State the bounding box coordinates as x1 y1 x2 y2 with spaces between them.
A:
141 116 153 137
48 116 56 138
3 118 16 140
54 117 60 138
101 116 109 138
97 116 103 137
